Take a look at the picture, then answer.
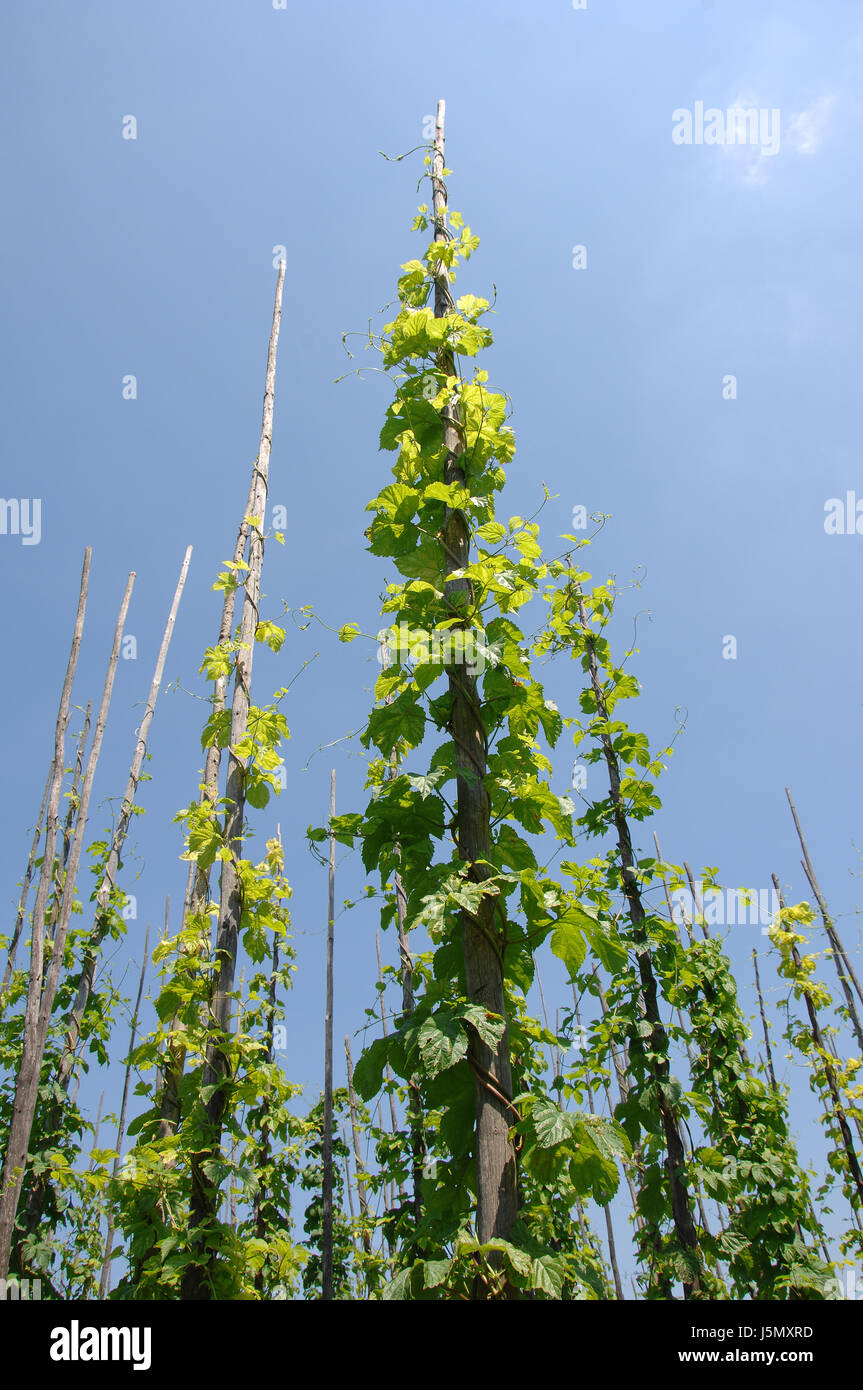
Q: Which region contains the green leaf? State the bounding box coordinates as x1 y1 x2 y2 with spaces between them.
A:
475 521 507 545
583 918 628 973
423 1258 454 1289
364 692 426 757
531 1254 567 1297
352 1036 391 1101
418 1013 468 1077
245 776 270 810
255 620 286 652
550 915 587 980
531 1097 577 1148
458 1002 506 1049
382 1267 413 1301
494 824 537 872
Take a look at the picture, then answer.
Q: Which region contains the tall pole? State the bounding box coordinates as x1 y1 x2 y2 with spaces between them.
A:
431 97 519 1258
322 769 336 1299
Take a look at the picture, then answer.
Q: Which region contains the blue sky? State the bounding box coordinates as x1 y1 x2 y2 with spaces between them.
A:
2 0 861 1283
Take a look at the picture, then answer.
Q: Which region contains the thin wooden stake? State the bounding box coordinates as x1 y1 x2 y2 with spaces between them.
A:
57 548 191 1092
182 262 286 1297
0 741 65 1009
0 548 93 1277
752 947 778 1092
771 872 863 1207
322 770 336 1300
785 787 863 1049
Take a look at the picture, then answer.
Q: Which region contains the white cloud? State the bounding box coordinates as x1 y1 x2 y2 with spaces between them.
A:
720 92 774 185
711 89 837 185
786 93 837 153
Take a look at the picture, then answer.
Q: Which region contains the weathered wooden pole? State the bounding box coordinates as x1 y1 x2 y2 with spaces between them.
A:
322 769 336 1300
182 261 286 1297
431 97 519 1256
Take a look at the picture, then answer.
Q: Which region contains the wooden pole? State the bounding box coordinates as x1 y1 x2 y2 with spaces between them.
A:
771 873 863 1207
785 787 863 1048
432 97 518 1257
0 549 95 1277
752 948 778 1093
57 547 191 1092
0 740 66 1010
322 770 336 1300
182 262 286 1297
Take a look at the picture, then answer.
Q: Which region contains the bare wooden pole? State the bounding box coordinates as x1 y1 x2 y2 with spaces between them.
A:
432 97 518 1258
0 549 94 1277
182 262 286 1297
752 948 778 1092
322 770 336 1301
38 572 134 1034
771 873 863 1206
534 960 559 1080
342 1131 356 1222
57 547 191 1092
18 551 189 1246
0 742 64 1010
11 573 134 1269
50 700 92 933
785 788 863 1049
